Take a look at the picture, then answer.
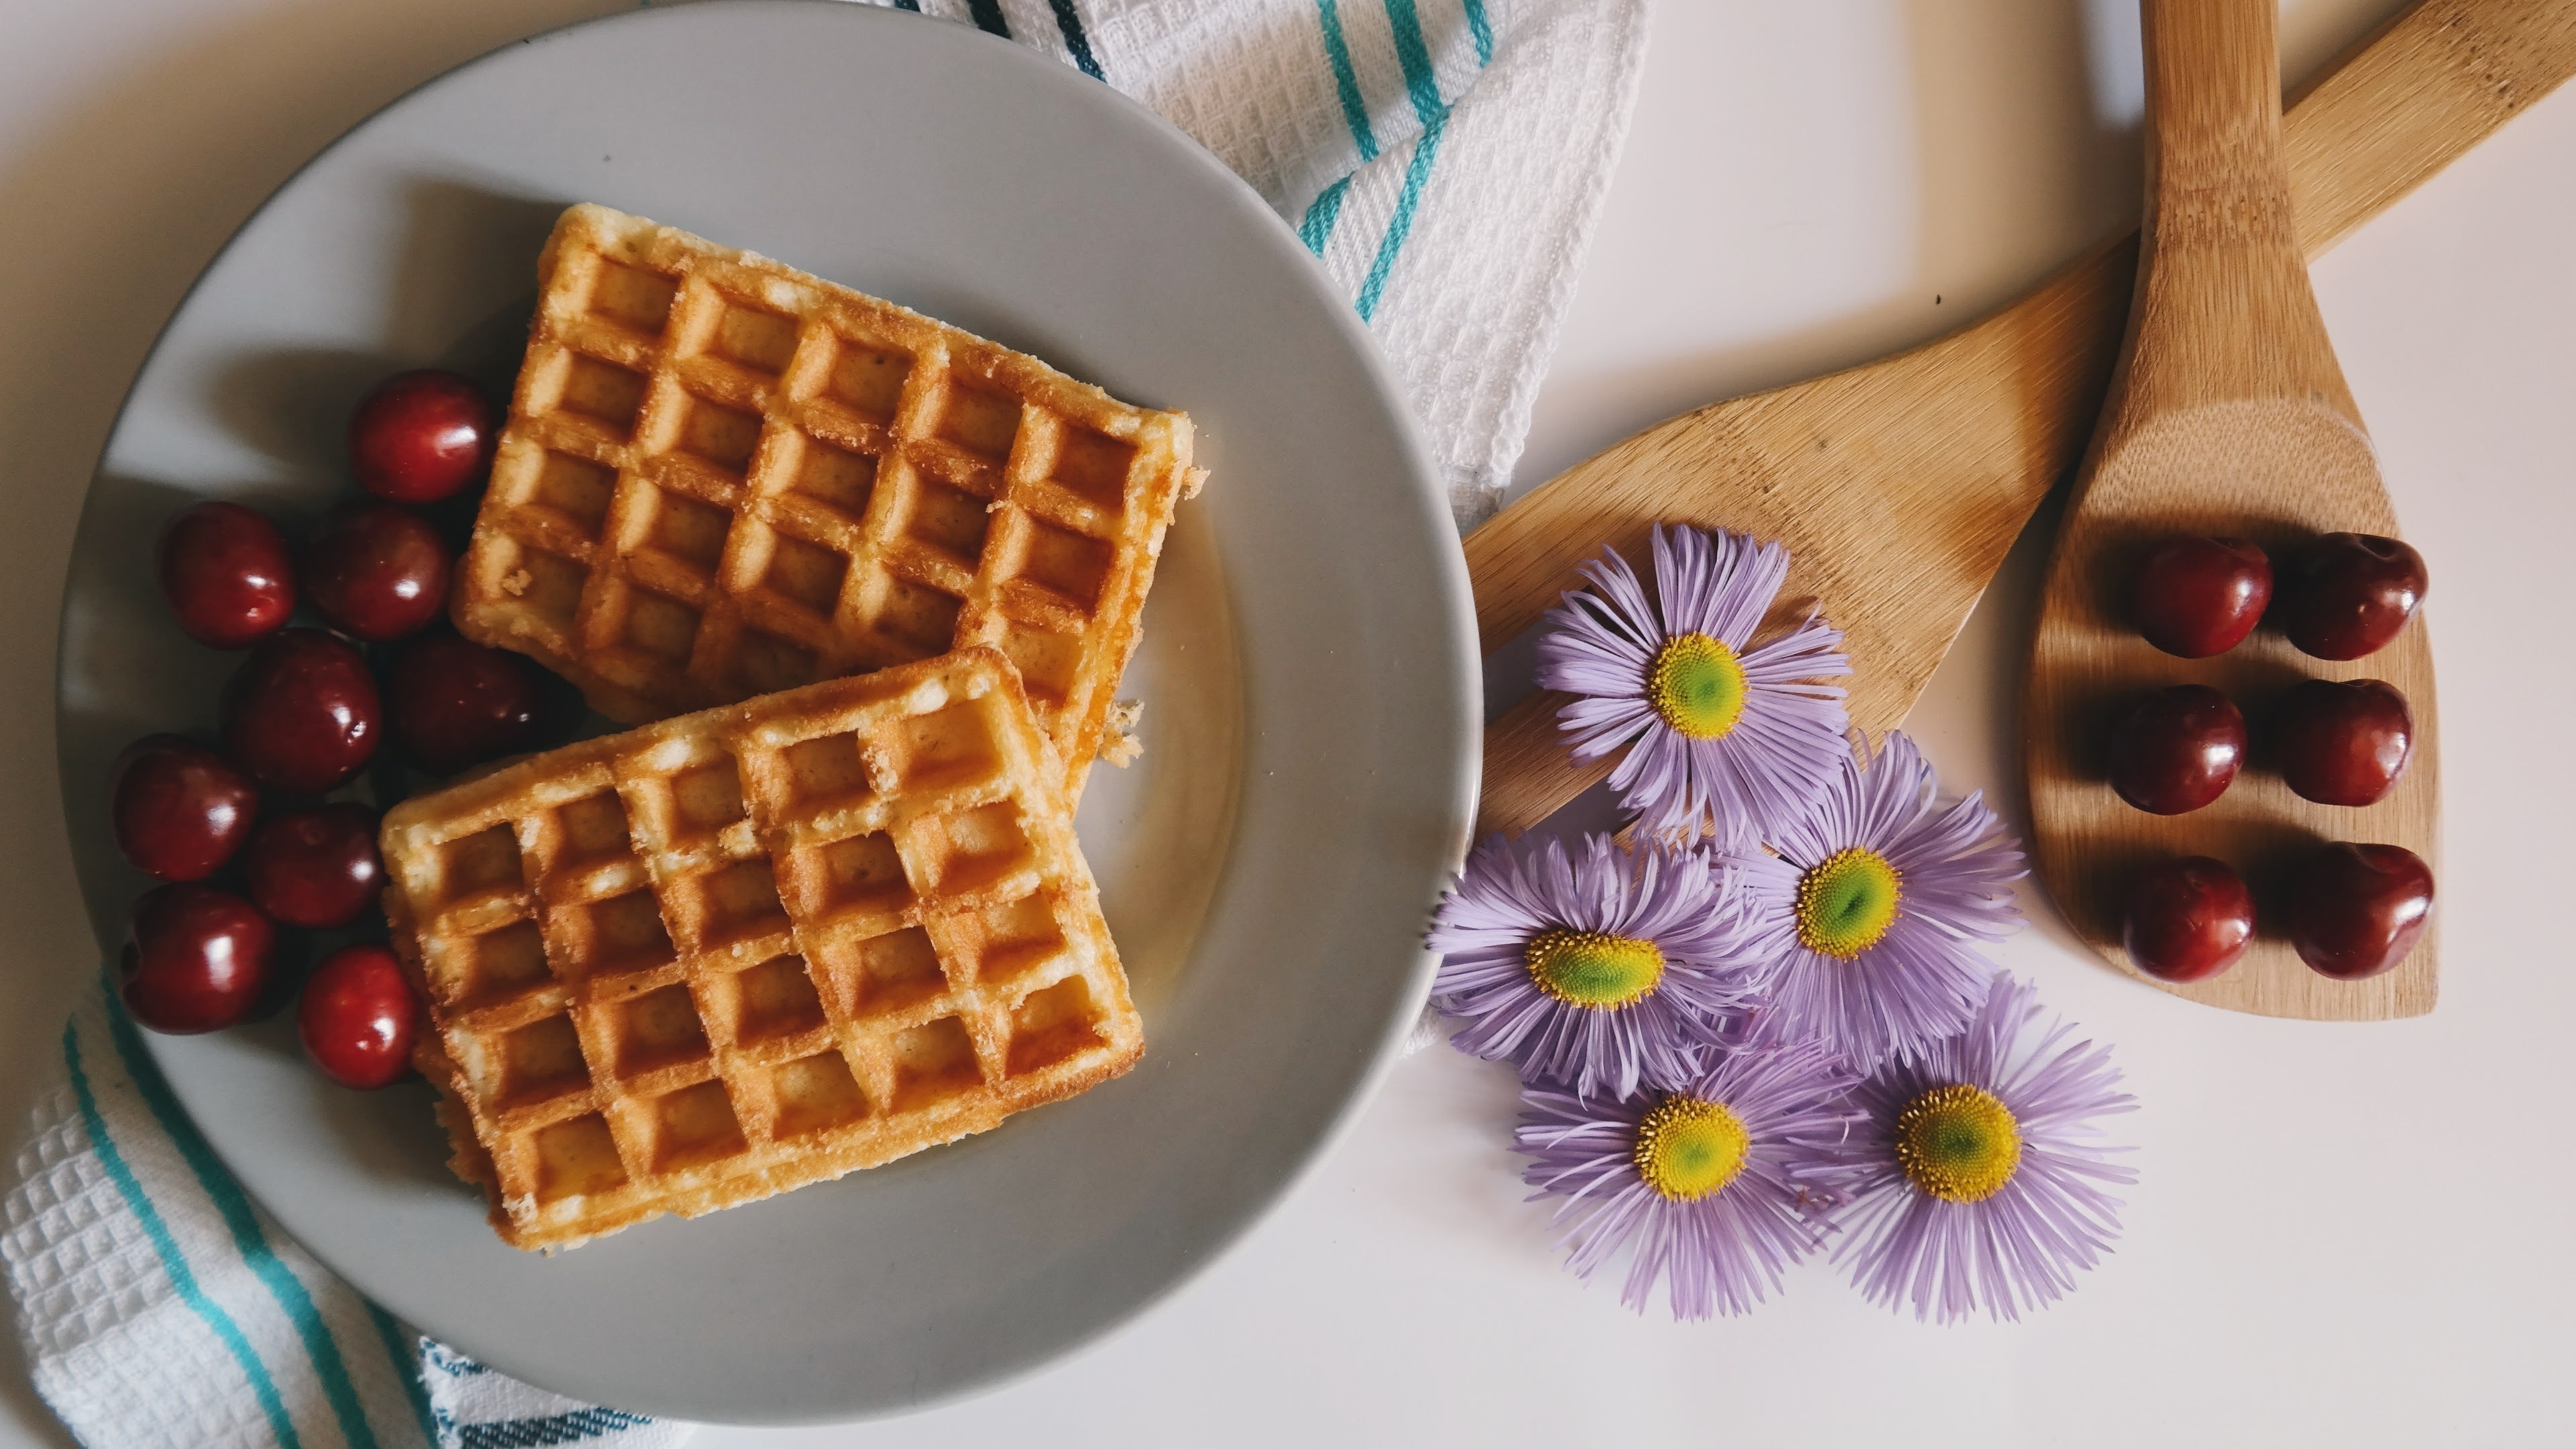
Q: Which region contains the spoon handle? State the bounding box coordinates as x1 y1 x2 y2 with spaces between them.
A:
2130 0 2361 422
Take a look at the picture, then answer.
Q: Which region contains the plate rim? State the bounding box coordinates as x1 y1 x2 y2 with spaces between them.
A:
52 0 1481 1420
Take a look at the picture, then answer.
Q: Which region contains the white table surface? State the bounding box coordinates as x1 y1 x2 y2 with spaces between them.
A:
5 1 2571 1445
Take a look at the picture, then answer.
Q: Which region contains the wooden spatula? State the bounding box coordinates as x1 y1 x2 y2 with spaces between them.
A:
2022 0 2438 1020
1470 0 2573 843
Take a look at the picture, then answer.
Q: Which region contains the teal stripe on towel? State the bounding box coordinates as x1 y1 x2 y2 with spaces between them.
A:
64 1022 305 1449
1356 107 1448 323
1317 1 1379 161
1464 0 1494 65
1299 176 1352 256
1383 0 1445 125
368 1302 439 1449
103 990 382 1449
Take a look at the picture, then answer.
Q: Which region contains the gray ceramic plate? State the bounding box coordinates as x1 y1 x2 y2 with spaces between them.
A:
53 0 1476 1422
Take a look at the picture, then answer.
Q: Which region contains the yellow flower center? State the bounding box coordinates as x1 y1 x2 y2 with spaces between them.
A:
1524 929 1665 1010
1892 1084 2023 1203
1794 847 1902 959
1647 633 1749 740
1632 1095 1752 1202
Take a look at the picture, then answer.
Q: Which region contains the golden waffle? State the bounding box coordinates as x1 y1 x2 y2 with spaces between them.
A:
454 203 1203 797
378 647 1143 1251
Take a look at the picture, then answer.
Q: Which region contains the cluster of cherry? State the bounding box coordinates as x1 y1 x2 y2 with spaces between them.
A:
109 371 549 1086
2112 532 2432 985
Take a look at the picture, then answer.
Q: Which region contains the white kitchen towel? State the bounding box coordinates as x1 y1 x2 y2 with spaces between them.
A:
4 2 1647 1444
3 981 692 1449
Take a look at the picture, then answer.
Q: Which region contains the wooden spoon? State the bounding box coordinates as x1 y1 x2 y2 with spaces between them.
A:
1470 0 2571 845
2023 0 2439 1020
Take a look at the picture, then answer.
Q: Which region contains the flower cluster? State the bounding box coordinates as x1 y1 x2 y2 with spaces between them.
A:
1429 524 2133 1323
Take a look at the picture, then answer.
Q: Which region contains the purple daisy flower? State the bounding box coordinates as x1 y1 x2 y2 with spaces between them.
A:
1535 523 1851 844
1830 973 2137 1323
1730 731 2026 1070
1516 1041 1864 1320
1429 833 1758 1098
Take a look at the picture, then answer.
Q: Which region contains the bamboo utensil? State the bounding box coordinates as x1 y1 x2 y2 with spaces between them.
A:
2023 0 2439 1020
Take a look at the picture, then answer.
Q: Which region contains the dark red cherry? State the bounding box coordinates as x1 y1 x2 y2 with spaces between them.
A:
350 370 494 504
2132 536 2271 658
111 735 258 881
2285 842 2434 979
119 883 276 1033
2277 533 2426 660
158 502 295 648
386 633 543 773
2122 856 2255 982
298 945 421 1089
2107 686 2246 814
2273 679 2414 806
303 504 451 643
220 629 381 794
243 804 384 929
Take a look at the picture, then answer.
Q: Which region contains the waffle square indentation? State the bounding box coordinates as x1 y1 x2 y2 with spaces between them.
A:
787 436 877 522
533 1114 628 1202
879 700 1002 796
494 1015 589 1108
649 1081 745 1174
689 858 788 949
920 802 1034 895
559 354 649 437
574 890 677 979
770 1051 869 1138
710 301 798 376
863 572 963 661
1016 520 1112 608
501 545 588 630
826 339 910 422
762 533 849 616
440 825 525 904
1052 426 1134 512
890 1017 983 1110
807 832 912 921
621 588 702 665
968 894 1068 989
587 262 678 337
780 733 870 814
901 480 991 566
442 919 552 1010
607 983 710 1079
551 792 635 874
727 954 826 1045
531 452 617 537
675 394 763 476
647 489 733 575
936 380 1018 462
668 758 747 840
1006 975 1107 1077
840 925 943 1019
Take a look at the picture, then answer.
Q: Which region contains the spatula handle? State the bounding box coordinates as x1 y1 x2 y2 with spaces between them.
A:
2127 0 2359 421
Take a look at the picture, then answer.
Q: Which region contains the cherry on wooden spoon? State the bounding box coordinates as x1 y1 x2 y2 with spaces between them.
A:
2024 0 2440 1022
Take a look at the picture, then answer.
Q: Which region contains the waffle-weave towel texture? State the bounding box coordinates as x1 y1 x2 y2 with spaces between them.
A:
3 0 1646 1442
3 983 690 1449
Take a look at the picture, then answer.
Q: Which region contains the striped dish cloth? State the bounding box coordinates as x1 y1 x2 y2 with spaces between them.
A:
3 1 1646 1444
5 983 690 1449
